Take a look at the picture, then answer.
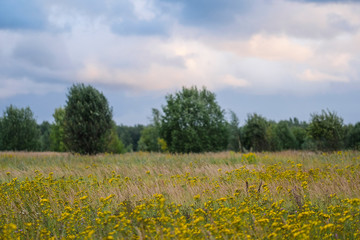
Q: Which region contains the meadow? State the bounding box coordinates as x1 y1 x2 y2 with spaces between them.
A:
1 151 360 239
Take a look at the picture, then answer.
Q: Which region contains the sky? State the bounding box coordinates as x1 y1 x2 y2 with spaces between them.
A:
0 0 360 125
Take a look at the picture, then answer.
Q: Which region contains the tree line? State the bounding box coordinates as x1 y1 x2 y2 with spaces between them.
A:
0 84 359 154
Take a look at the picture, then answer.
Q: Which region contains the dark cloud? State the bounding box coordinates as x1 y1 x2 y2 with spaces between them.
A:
0 36 73 90
0 0 46 30
159 0 252 27
111 19 169 36
327 13 357 32
290 0 358 3
0 0 359 125
12 38 71 70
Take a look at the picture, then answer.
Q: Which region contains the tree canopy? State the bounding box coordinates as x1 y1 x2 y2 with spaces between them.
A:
50 107 65 152
1 83 360 153
308 110 344 151
242 113 269 152
0 105 40 151
160 86 228 153
64 84 113 154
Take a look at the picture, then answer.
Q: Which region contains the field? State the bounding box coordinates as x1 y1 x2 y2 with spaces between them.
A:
1 151 360 239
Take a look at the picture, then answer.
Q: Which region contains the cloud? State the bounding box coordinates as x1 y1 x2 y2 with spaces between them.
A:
1 0 360 125
0 0 46 30
0 31 74 87
222 75 250 88
159 0 252 27
132 0 158 20
291 0 359 3
0 0 360 100
0 78 65 99
216 34 313 62
12 35 71 70
75 37 253 92
299 69 349 82
111 19 169 36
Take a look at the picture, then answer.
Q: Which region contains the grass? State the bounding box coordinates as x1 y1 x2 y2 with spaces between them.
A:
0 151 360 239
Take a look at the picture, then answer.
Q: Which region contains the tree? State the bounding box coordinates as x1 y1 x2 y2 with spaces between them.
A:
243 113 269 152
275 120 297 150
138 109 163 152
227 110 241 152
160 86 228 153
138 125 161 152
0 105 40 151
286 118 308 149
307 110 344 151
0 117 3 150
64 84 113 154
266 121 281 151
106 121 125 154
50 107 66 152
39 121 51 151
117 124 144 152
345 122 360 150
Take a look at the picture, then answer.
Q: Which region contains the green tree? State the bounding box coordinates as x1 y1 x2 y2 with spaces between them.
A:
0 105 40 151
287 118 308 149
138 125 161 152
243 113 269 152
345 122 360 150
266 121 281 151
160 86 228 153
50 107 66 152
227 111 241 152
64 84 113 154
275 120 297 150
117 124 144 152
307 110 344 151
106 122 125 154
39 121 51 151
0 117 3 150
138 109 162 152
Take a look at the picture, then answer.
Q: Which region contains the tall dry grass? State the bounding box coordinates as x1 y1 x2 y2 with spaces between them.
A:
1 151 359 205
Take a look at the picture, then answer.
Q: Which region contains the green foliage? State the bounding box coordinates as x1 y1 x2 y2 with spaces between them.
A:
0 117 3 150
50 107 65 152
64 84 113 154
106 122 125 154
308 110 345 151
275 121 297 150
243 113 269 152
157 138 168 152
138 109 164 152
117 124 144 152
286 118 308 150
138 125 161 152
160 86 228 153
266 121 281 151
345 122 360 150
0 105 40 151
38 121 51 151
292 127 307 149
227 111 241 152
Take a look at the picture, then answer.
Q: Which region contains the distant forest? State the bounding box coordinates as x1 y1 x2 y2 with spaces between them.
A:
0 84 359 154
